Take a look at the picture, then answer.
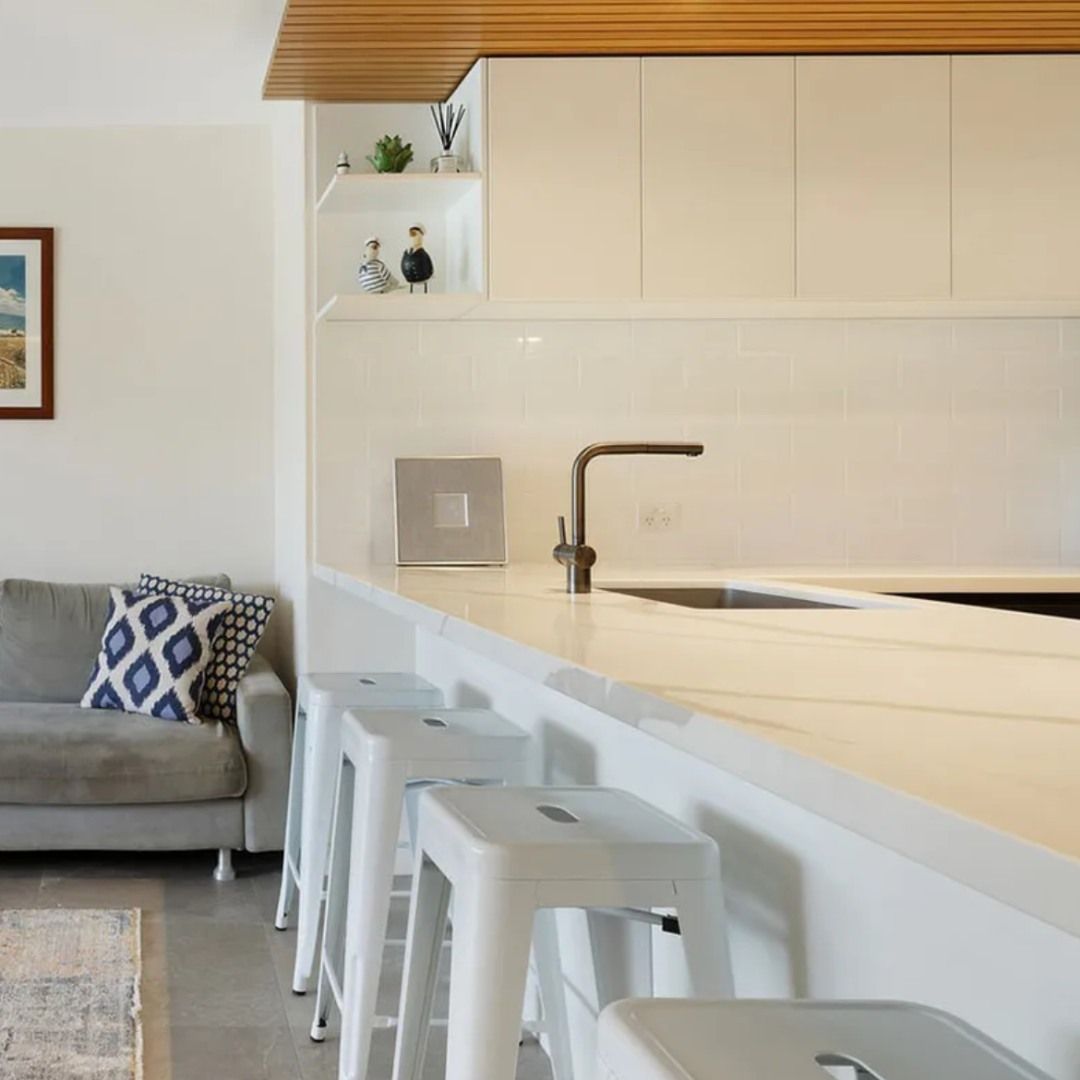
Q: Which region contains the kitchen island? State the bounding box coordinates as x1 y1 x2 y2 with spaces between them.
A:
315 561 1080 1079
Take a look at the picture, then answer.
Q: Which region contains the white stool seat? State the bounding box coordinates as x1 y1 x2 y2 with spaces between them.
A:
353 707 530 764
393 786 734 1080
275 671 443 995
316 707 531 1080
597 999 1051 1080
298 672 444 712
422 784 719 882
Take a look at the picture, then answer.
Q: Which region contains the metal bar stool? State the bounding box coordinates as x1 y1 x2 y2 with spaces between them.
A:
596 999 1051 1080
312 705 532 1080
392 785 735 1080
274 672 443 994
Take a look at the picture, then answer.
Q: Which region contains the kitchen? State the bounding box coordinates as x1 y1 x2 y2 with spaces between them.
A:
280 14 1080 1080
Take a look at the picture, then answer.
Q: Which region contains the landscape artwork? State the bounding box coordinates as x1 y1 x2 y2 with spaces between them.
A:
0 228 54 420
0 254 28 389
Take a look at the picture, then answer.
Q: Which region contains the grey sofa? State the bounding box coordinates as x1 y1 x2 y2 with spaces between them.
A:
0 577 292 877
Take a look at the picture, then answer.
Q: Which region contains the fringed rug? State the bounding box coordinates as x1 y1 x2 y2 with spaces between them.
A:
0 909 142 1080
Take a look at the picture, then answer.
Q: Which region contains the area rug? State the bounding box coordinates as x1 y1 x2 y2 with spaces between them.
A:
0 909 143 1080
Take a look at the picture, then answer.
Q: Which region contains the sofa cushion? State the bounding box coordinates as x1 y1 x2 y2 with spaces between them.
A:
138 573 275 724
82 587 232 724
0 575 230 704
0 702 247 805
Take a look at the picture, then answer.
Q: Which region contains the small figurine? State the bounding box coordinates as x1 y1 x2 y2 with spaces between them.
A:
400 224 434 293
357 237 397 294
335 151 351 175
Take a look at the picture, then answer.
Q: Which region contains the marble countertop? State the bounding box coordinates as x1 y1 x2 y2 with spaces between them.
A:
315 560 1080 935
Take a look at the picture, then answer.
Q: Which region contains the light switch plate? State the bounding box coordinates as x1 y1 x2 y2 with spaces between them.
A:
394 457 507 565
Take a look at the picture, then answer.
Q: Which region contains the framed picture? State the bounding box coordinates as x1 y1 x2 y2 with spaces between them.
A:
0 227 54 420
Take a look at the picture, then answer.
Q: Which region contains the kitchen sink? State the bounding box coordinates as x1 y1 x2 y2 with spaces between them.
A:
602 585 858 610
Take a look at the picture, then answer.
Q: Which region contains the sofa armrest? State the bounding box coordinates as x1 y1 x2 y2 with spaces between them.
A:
234 653 292 853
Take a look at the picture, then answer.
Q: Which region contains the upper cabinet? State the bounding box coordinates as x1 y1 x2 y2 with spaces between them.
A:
642 58 795 299
487 58 641 301
480 54 1080 307
953 56 1080 300
796 56 951 299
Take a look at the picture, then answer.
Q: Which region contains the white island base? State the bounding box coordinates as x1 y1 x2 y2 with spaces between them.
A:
314 563 1080 1079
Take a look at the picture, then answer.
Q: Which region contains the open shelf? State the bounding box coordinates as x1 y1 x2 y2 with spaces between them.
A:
316 292 484 322
316 172 482 214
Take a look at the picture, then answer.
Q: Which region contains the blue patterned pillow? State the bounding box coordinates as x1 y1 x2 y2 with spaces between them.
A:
81 587 232 724
138 573 275 724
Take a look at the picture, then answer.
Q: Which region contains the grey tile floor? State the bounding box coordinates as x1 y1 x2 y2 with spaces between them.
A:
0 850 554 1080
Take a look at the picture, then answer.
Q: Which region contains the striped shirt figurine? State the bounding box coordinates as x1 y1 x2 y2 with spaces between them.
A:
358 236 397 293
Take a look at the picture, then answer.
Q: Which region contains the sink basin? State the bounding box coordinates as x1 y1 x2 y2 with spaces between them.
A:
602 585 856 610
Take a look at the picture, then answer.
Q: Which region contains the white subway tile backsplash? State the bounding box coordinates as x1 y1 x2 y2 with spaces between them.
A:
316 315 1080 570
1061 320 1080 353
628 354 689 417
633 319 737 360
950 416 1008 464
953 318 1061 356
847 319 952 360
897 416 951 463
730 353 794 390
847 522 956 565
339 321 421 358
1006 351 1079 389
419 320 524 357
738 319 845 357
1007 419 1067 463
524 321 633 360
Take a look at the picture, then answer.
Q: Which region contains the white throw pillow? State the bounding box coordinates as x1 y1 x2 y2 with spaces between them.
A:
81 587 231 724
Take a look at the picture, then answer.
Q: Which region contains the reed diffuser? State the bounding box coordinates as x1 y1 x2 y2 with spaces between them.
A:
430 102 466 173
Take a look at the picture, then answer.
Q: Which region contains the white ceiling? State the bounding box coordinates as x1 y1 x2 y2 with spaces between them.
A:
0 0 285 126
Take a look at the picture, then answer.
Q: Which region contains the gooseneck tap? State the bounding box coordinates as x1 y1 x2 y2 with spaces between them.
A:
553 442 705 594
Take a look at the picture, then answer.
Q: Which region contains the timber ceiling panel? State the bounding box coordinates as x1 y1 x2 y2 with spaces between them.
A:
264 1 1080 102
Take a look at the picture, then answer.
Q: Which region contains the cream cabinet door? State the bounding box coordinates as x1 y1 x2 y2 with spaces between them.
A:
642 57 795 299
487 58 641 300
796 56 950 299
953 56 1080 299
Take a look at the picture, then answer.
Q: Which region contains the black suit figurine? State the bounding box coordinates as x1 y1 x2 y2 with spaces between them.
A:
401 224 434 293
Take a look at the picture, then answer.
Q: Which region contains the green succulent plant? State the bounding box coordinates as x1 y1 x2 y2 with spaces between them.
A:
366 134 414 174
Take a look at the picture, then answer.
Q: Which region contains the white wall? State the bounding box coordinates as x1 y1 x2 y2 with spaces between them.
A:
315 316 1080 572
0 125 276 595
0 0 282 127
270 103 312 683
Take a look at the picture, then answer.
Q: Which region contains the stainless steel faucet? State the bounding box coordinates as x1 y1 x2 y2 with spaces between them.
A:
553 441 705 594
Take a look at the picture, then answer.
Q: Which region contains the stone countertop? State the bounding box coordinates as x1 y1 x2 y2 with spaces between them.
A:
315 560 1080 936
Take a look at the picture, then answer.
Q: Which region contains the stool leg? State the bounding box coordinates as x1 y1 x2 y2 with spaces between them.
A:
274 705 305 931
311 755 355 1042
443 879 537 1080
338 759 408 1080
403 780 437 853
673 876 735 998
532 909 574 1080
292 703 339 994
587 909 654 1009
392 853 452 1080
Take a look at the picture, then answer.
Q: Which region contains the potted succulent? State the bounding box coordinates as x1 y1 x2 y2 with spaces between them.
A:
366 134 414 174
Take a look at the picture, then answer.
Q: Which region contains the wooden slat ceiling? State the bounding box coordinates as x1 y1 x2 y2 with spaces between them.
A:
264 1 1080 102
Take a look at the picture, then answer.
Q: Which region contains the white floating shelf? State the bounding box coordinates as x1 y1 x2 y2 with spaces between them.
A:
316 172 482 214
318 295 1080 323
317 292 484 322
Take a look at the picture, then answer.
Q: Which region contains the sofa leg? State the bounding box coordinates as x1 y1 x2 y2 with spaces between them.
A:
213 848 237 882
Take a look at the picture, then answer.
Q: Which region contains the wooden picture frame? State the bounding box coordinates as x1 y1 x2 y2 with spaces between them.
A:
0 227 54 420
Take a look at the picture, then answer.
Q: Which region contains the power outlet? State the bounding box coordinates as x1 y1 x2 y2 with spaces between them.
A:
638 503 682 532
